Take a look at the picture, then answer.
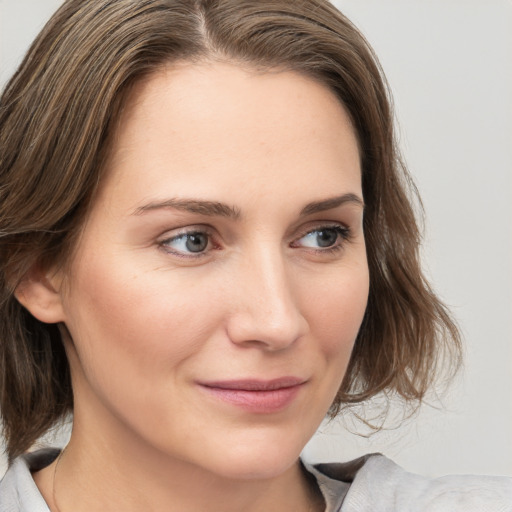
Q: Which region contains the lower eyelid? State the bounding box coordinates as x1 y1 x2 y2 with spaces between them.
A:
158 224 351 256
158 229 215 255
294 225 350 245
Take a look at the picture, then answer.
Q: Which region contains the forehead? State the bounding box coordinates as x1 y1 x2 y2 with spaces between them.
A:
100 61 361 211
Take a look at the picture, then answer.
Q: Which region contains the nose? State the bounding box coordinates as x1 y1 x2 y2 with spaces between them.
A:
225 247 309 351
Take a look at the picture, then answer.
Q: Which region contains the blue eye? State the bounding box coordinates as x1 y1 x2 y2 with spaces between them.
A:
161 231 210 255
295 226 349 250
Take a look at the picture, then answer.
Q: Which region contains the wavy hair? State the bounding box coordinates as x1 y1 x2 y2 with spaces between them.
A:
0 0 461 462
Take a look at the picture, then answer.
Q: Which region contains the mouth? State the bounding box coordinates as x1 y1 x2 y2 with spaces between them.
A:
197 377 307 413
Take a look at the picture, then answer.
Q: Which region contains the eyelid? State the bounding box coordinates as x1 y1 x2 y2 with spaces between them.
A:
291 223 351 251
156 221 352 259
157 225 218 258
294 221 351 239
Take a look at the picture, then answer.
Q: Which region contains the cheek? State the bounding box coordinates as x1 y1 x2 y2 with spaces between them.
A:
304 261 369 358
61 254 224 385
290 259 369 421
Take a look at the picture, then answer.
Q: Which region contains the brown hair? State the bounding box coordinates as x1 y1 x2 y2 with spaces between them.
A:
0 0 461 462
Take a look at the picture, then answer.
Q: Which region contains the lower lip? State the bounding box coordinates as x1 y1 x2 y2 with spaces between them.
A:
199 384 303 413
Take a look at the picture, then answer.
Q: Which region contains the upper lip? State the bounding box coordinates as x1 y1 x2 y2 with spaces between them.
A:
199 377 306 391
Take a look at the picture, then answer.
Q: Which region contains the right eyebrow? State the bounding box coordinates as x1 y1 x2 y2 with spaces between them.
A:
132 198 242 220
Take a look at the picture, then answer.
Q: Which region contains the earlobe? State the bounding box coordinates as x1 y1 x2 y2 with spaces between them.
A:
14 268 66 324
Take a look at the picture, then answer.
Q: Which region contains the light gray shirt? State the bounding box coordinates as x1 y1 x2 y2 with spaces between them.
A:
1 449 511 511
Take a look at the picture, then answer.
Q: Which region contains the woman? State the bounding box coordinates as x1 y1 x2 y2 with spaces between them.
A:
0 1 510 511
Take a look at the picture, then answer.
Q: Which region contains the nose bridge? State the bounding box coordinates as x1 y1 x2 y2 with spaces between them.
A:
227 242 307 349
250 245 294 319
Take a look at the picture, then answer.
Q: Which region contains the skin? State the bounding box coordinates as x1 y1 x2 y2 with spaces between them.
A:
22 61 369 512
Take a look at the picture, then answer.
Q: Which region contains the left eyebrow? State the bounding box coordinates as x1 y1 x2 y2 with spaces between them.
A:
300 193 364 216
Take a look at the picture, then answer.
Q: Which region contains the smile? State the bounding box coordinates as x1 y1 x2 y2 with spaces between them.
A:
198 377 307 413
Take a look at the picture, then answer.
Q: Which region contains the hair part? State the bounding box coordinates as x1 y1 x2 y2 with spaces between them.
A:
0 0 461 462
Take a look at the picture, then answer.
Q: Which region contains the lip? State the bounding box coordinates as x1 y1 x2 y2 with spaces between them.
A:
197 377 306 413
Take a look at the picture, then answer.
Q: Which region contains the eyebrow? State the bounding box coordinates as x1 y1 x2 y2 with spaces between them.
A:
299 193 364 216
133 198 241 219
132 193 364 219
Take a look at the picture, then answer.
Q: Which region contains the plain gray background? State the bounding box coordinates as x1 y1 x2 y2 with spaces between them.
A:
1 0 511 478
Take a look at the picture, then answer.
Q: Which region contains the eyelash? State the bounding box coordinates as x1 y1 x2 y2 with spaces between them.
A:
159 227 217 259
158 224 351 259
293 225 351 255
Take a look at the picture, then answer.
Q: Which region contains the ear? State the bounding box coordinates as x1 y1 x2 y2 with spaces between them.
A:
14 265 66 324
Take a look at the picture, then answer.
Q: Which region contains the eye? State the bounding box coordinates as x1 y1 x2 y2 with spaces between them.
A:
293 226 349 251
160 230 212 256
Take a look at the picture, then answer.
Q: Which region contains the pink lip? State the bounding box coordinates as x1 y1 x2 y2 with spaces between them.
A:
198 377 306 413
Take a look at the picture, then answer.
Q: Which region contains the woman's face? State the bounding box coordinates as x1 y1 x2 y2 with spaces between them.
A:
56 62 368 479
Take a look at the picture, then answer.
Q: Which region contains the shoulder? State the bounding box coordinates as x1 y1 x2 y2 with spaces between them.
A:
0 448 59 512
307 454 512 512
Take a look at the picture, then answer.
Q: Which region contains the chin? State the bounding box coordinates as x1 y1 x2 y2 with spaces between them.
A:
187 429 310 481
